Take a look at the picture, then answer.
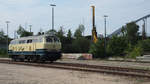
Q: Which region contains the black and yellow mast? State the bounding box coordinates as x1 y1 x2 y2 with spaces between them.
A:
91 6 98 43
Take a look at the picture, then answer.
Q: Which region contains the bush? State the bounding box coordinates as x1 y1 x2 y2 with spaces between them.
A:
127 46 143 59
0 49 8 58
89 40 106 58
0 49 7 55
72 37 91 53
138 39 150 52
106 36 127 57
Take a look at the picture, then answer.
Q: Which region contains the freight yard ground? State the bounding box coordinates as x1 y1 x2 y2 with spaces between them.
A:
0 63 150 84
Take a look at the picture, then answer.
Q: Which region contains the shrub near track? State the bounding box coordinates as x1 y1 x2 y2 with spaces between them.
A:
0 49 8 58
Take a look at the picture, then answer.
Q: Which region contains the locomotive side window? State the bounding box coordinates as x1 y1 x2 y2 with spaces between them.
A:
10 40 18 44
19 40 26 44
27 40 32 43
32 39 38 43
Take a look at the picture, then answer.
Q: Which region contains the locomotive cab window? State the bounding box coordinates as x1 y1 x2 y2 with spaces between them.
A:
46 37 53 42
54 37 60 42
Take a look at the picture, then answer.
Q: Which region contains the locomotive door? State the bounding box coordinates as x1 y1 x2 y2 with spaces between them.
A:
33 43 36 52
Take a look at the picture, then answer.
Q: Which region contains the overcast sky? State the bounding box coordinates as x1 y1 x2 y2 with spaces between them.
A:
0 0 150 38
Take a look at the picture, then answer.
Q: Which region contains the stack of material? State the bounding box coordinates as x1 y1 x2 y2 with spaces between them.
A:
62 53 93 60
136 55 150 62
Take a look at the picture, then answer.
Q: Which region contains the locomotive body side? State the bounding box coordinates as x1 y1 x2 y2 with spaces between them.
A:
8 35 62 62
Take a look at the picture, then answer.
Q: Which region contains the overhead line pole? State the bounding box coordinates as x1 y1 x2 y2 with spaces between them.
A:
50 4 56 31
6 21 10 55
104 15 108 57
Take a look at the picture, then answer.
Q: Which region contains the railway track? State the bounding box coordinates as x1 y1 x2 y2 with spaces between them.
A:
0 59 150 78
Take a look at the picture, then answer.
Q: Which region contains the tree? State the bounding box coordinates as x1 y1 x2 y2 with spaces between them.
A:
45 29 57 35
0 29 5 39
121 26 127 37
138 39 150 52
72 37 90 53
57 26 65 38
17 25 33 37
67 29 72 39
89 40 105 58
74 24 85 38
78 24 85 36
0 29 6 44
74 29 82 38
126 22 139 45
106 36 127 56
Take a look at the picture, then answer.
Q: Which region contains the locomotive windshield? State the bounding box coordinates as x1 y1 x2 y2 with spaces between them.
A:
46 37 53 42
46 36 60 43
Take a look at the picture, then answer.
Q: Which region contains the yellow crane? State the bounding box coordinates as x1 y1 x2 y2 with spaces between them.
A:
91 6 98 43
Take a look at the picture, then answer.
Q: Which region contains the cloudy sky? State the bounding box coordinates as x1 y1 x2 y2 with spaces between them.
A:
0 0 150 38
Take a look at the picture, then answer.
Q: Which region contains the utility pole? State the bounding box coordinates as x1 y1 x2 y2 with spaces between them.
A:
29 25 32 32
50 4 56 31
142 19 146 40
104 15 108 57
6 21 10 55
14 30 17 39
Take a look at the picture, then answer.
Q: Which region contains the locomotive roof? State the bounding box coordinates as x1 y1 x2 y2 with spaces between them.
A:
13 34 56 41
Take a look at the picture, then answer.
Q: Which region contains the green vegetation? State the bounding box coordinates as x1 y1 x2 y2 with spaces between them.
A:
72 37 90 53
17 25 33 37
137 39 150 52
0 30 10 58
89 40 105 58
54 24 91 53
0 29 7 44
106 36 127 56
0 49 8 58
127 46 143 59
89 22 149 59
126 22 139 45
1 22 149 60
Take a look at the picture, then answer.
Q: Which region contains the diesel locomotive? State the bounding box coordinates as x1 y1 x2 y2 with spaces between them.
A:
8 34 62 62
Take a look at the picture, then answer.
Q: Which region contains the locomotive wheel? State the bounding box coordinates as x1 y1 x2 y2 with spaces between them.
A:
32 56 38 62
12 55 17 62
19 58 25 62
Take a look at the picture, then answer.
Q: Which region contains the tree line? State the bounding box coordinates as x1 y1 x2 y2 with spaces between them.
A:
90 22 150 59
1 22 150 59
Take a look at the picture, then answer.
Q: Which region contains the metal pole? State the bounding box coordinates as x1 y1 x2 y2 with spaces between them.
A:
50 4 56 31
105 17 106 43
29 25 32 32
6 21 10 55
104 15 108 57
52 7 54 30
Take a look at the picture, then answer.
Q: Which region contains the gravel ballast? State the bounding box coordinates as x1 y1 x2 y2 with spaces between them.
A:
0 63 150 84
